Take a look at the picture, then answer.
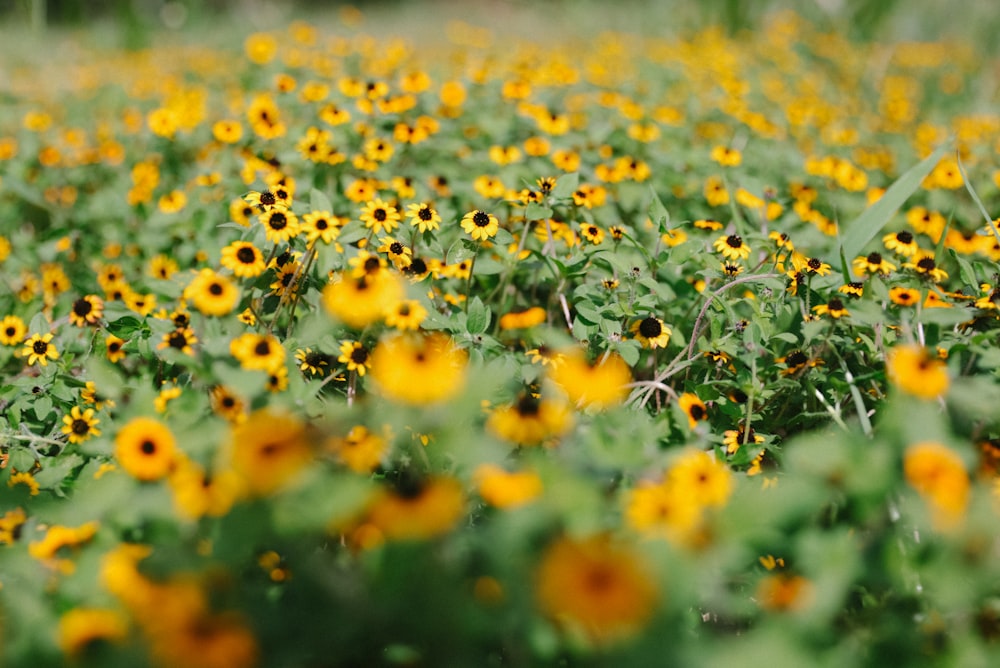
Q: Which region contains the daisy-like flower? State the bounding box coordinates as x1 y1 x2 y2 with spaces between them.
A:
580 223 605 245
301 210 343 246
23 332 59 367
326 425 387 473
487 392 573 446
461 209 500 241
360 198 401 235
904 250 949 282
406 202 442 233
694 218 723 231
804 257 831 276
678 393 708 429
710 145 742 166
889 287 921 306
61 406 101 444
712 234 750 260
228 409 312 497
68 295 104 327
383 299 428 331
474 464 543 509
114 416 178 481
210 385 247 424
883 230 919 257
105 334 126 363
838 282 865 298
338 340 372 376
243 189 280 212
852 252 896 276
220 241 266 278
549 348 631 409
364 474 466 542
157 327 198 355
769 231 793 251
377 236 412 270
812 297 849 319
369 333 467 404
295 348 331 377
723 424 764 454
776 350 815 376
230 332 286 373
0 315 27 346
887 344 948 400
184 269 239 316
631 316 672 349
258 206 300 244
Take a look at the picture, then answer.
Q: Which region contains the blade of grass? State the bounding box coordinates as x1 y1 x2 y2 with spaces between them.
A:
839 143 949 262
956 153 1000 245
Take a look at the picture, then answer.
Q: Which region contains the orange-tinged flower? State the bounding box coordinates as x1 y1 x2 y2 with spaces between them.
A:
905 441 969 530
549 349 632 409
887 344 949 399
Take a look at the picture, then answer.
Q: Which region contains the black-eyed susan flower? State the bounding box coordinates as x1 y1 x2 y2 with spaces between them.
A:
499 306 546 330
259 206 300 244
105 334 126 363
0 315 26 345
184 269 239 316
889 287 921 306
23 332 59 367
661 228 687 247
852 252 896 276
904 441 969 529
383 299 427 331
887 344 948 400
228 409 312 497
549 348 632 409
301 210 343 246
157 327 197 356
812 297 849 319
473 464 543 509
804 257 831 276
220 241 266 278
365 474 465 542
338 340 371 376
58 608 128 659
678 393 708 429
769 231 793 250
776 350 813 375
710 145 742 166
694 218 724 231
114 416 178 481
210 385 247 424
536 533 658 644
669 448 733 508
295 347 331 377
168 458 243 519
405 202 441 233
148 254 179 280
369 333 467 404
904 250 948 282
326 424 387 473
68 295 103 327
712 234 750 260
323 271 403 329
631 316 672 349
580 223 605 245
487 392 573 446
723 424 764 454
838 282 865 298
461 209 500 241
230 332 286 373
377 236 412 269
244 189 279 212
61 406 101 444
8 471 40 496
360 198 401 235
883 230 919 257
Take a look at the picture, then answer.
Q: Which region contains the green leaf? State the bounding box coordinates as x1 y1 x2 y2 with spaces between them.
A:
574 301 602 325
616 340 641 366
525 202 553 221
32 396 53 421
551 172 580 199
839 142 948 262
309 187 333 213
948 248 977 288
648 185 670 234
466 297 491 334
105 315 144 338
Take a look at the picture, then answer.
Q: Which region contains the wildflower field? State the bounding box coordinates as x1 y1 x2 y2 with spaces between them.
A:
5 1 1000 665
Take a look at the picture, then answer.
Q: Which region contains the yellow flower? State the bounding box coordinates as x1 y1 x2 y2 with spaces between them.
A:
61 406 101 444
498 306 546 330
887 344 949 400
228 409 312 497
58 608 128 658
678 393 708 429
327 425 387 473
460 209 500 241
474 464 543 508
115 417 178 481
184 269 239 316
631 316 672 349
369 333 467 404
905 441 969 529
536 534 658 644
549 349 632 409
487 393 573 446
22 332 59 366
365 475 465 541
710 145 742 166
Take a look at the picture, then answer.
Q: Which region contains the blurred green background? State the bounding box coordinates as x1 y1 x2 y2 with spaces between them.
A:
4 0 1000 48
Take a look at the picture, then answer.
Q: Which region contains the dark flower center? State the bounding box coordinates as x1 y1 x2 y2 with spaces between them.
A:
473 211 491 227
726 235 743 248
237 247 257 264
350 347 368 364
807 258 821 270
829 298 845 311
373 208 387 222
33 340 48 354
73 299 93 316
638 317 662 338
398 304 411 316
389 242 404 255
418 207 433 221
255 341 272 356
208 282 224 296
108 341 122 352
867 252 883 264
305 351 326 367
516 394 541 416
314 218 329 230
917 258 936 270
4 327 15 336
72 419 90 435
896 231 913 244
173 313 190 328
786 351 807 366
407 258 428 275
364 257 382 274
260 191 276 206
140 440 156 455
689 404 705 420
168 331 188 349
268 212 287 230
